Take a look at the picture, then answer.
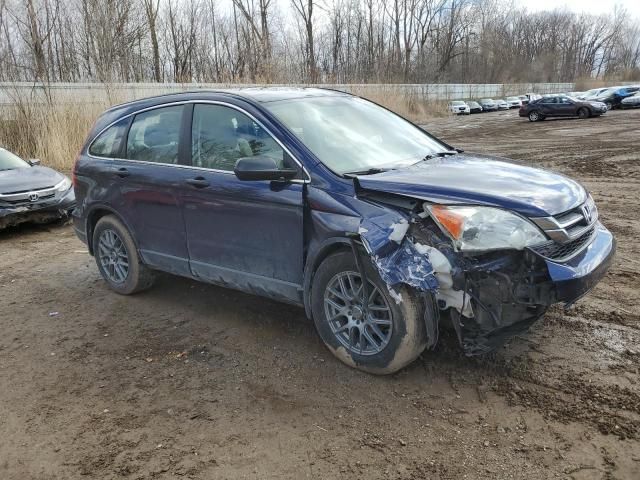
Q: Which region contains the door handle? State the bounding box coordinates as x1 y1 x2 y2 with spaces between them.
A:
113 167 130 178
185 177 210 188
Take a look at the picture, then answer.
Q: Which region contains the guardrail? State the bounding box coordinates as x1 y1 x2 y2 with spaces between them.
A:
0 82 577 105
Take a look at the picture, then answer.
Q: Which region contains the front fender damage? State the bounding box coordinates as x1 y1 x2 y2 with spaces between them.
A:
356 198 549 356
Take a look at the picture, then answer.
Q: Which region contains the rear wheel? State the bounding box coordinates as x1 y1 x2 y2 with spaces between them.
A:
311 251 428 374
92 215 155 295
528 111 541 122
578 108 589 119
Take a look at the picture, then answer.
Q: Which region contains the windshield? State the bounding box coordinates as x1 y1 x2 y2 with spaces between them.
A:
265 96 451 174
451 101 465 106
0 148 29 171
507 97 518 101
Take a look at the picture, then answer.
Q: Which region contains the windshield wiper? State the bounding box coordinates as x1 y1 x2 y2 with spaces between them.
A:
344 167 390 176
413 150 459 166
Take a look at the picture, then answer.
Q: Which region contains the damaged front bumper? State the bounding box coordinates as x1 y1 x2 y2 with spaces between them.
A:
452 222 615 354
358 208 615 356
542 222 615 306
0 188 76 229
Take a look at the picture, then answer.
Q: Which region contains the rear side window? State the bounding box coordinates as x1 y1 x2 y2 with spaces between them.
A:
89 118 128 158
126 105 184 164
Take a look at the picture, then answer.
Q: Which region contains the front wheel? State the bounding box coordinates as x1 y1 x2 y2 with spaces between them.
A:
92 215 155 295
577 108 589 119
311 251 429 374
605 102 613 110
528 111 541 122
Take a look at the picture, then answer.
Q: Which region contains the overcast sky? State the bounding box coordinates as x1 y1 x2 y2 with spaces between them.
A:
519 0 640 16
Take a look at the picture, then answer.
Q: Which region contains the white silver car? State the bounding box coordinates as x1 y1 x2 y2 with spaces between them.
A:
621 92 640 109
448 101 470 115
506 96 522 108
496 99 509 110
579 88 609 100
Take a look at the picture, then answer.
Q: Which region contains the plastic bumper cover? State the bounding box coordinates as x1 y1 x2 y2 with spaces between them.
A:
544 222 615 306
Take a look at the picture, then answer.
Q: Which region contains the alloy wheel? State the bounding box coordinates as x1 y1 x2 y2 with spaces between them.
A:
529 111 539 121
98 228 130 284
323 271 393 356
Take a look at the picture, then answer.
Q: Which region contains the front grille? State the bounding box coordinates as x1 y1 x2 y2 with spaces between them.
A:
531 197 598 244
3 192 56 206
531 226 595 261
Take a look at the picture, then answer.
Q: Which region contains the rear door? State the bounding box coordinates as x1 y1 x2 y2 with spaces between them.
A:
538 97 558 116
182 102 305 303
109 104 193 276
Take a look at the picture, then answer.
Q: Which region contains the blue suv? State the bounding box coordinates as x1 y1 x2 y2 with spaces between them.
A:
73 88 615 374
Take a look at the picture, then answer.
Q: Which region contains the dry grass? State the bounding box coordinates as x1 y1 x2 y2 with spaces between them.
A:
349 86 450 122
0 85 448 173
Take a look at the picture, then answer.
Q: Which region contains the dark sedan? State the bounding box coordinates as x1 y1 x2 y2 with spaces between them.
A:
0 148 75 229
519 95 607 122
467 101 483 113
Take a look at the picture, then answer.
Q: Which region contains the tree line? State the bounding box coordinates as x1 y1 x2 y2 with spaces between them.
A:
1 0 639 85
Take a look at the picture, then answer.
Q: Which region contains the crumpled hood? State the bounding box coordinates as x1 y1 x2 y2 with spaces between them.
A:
0 166 63 194
356 154 587 217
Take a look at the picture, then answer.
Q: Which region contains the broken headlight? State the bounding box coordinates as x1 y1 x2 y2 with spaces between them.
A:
427 204 547 252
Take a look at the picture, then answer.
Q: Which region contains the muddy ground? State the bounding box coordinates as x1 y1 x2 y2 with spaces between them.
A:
1 108 639 479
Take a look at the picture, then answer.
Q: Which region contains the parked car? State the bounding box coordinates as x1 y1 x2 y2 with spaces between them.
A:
495 99 509 110
518 95 529 105
73 88 615 374
579 87 611 100
506 96 522 108
519 95 607 122
478 99 497 111
592 86 640 110
448 101 470 115
621 91 640 109
0 147 75 229
467 101 483 113
526 93 542 103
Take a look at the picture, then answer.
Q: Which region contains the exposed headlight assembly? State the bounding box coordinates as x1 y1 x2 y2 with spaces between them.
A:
56 177 72 193
427 204 547 252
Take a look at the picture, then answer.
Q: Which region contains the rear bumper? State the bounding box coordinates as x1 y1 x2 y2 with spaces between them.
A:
0 188 75 229
544 222 615 306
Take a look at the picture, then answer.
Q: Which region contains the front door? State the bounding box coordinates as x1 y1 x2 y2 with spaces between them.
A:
557 97 577 116
182 103 305 303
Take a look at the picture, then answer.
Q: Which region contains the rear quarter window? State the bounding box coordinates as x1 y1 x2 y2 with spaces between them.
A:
88 118 128 158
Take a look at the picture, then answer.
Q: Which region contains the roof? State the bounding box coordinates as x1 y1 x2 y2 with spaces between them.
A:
108 87 347 112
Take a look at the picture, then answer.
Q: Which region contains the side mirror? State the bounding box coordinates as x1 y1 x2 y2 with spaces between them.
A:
28 158 41 166
234 155 298 181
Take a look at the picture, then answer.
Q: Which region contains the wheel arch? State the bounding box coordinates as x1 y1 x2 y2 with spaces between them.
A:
85 205 137 256
303 237 354 320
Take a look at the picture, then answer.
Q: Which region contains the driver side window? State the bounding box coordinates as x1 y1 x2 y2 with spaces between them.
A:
191 104 287 172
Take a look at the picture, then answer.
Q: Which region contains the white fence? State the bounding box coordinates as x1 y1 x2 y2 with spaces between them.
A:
0 82 576 106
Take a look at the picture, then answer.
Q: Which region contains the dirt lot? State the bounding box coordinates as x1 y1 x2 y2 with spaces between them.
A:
1 108 639 479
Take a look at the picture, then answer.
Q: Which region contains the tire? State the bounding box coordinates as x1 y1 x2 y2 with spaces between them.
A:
311 251 429 375
92 215 155 295
577 108 589 119
605 102 613 110
528 111 540 122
